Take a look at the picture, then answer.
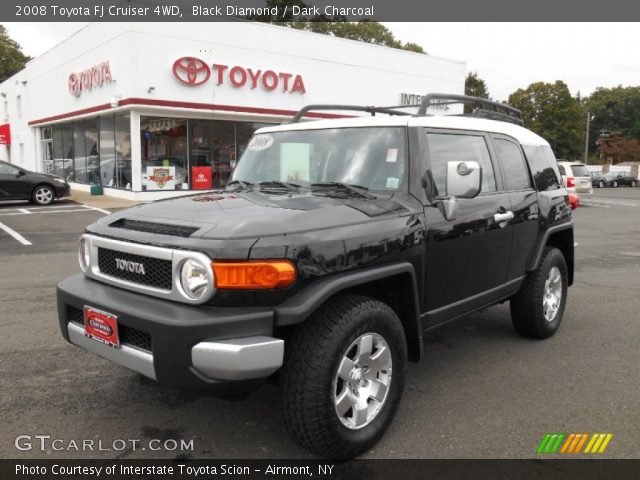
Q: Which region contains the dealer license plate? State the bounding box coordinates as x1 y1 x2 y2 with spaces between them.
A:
84 306 120 348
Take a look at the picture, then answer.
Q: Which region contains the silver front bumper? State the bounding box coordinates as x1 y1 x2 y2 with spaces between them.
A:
191 337 284 381
67 322 283 382
68 322 156 380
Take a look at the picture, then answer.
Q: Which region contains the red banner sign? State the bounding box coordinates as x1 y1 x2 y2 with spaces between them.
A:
0 123 10 145
192 166 213 190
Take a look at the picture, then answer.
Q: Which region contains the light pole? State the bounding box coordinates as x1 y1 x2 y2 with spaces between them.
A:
584 112 593 164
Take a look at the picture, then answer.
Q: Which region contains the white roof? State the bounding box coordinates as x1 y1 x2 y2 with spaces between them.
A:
258 114 549 147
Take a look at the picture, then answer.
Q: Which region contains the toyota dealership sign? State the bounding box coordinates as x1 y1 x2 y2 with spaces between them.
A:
172 56 306 94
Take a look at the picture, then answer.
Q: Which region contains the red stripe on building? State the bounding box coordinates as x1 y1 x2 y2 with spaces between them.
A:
28 98 350 126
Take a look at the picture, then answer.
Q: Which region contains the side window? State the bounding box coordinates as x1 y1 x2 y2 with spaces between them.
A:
426 132 496 196
522 145 562 191
0 162 19 175
494 138 532 190
558 164 566 176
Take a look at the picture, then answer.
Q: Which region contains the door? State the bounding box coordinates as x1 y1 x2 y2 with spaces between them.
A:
0 161 24 198
491 135 539 280
421 130 513 326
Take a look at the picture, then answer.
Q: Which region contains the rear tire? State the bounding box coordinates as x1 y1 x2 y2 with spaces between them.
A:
31 185 55 206
613 180 619 188
510 247 568 339
631 180 637 187
279 294 407 459
598 181 604 188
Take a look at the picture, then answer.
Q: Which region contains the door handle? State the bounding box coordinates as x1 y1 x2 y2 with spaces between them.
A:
494 211 514 225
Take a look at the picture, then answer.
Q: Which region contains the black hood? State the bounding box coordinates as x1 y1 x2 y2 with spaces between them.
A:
96 191 409 241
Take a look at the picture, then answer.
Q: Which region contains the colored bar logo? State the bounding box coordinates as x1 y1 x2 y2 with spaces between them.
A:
537 433 613 454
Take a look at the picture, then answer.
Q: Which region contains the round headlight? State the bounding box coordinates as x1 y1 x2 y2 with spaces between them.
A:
78 237 90 272
179 258 210 300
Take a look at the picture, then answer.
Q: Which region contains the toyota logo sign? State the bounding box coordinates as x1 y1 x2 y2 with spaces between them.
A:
172 57 211 86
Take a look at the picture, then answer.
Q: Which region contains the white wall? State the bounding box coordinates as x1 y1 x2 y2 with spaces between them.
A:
0 21 466 174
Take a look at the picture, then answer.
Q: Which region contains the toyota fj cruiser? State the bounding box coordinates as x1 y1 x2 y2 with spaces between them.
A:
57 94 574 458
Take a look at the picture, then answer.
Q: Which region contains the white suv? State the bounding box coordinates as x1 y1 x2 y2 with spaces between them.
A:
557 161 593 196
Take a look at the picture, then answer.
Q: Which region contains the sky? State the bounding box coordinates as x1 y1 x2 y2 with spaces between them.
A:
4 22 640 101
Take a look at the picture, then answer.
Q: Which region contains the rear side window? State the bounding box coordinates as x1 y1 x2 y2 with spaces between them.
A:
494 138 532 190
522 145 562 191
426 132 496 196
570 164 589 177
558 164 566 175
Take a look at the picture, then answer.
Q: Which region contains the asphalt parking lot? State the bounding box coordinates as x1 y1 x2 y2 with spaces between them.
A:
1 189 639 459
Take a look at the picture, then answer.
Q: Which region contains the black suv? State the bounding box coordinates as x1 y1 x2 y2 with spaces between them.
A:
57 94 574 458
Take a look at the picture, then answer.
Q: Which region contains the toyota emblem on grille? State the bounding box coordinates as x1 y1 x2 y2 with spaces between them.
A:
172 57 211 86
115 258 146 275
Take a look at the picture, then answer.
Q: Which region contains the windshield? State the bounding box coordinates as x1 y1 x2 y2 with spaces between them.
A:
231 127 407 192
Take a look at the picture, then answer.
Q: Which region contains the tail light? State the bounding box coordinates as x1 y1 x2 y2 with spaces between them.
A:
567 177 575 188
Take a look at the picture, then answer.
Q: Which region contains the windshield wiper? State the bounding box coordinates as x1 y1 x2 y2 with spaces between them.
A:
225 179 254 190
310 182 376 199
259 180 301 193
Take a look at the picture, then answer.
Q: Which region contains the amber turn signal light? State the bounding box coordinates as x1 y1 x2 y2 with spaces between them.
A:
212 260 297 289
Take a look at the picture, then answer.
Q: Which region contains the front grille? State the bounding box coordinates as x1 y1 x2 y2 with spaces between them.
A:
67 306 152 352
110 218 199 238
119 325 152 352
97 248 172 290
68 306 84 325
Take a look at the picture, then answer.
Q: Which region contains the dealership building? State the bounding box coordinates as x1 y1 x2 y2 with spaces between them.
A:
0 22 465 200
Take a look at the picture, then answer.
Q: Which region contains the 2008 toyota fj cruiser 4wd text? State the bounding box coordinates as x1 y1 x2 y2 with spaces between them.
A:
57 94 574 459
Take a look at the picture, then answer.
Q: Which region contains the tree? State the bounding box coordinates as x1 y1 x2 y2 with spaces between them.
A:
583 86 640 152
0 25 31 83
508 81 583 159
464 72 490 113
465 72 490 99
597 132 640 164
249 1 425 53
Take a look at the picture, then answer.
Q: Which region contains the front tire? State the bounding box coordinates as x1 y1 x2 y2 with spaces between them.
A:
598 181 604 188
613 180 619 188
279 295 407 459
631 180 637 187
510 247 568 339
32 185 55 205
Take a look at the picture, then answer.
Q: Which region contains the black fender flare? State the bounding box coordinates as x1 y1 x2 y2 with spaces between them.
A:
274 262 423 361
527 222 574 284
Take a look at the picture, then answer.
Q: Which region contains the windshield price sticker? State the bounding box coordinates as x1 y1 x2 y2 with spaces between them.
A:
248 134 274 151
386 148 398 163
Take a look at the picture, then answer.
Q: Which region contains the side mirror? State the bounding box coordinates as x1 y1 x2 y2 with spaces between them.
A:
437 161 482 221
16 170 26 177
446 161 481 198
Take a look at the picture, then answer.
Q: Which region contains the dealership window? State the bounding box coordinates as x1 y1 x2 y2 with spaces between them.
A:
189 120 236 188
115 113 132 189
99 113 132 189
72 119 99 184
19 143 24 165
16 95 22 119
139 117 276 192
41 126 53 174
141 117 188 191
52 123 74 180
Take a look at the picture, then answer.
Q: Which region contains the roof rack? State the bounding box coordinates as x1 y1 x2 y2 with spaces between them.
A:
288 104 412 124
288 94 524 126
417 93 524 126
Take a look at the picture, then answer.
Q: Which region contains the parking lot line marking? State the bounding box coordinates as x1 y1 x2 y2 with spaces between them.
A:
81 204 111 215
18 208 31 214
0 221 32 245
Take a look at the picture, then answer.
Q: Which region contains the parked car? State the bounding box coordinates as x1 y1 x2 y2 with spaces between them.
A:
589 171 607 188
557 161 593 196
0 160 71 205
57 94 574 459
602 172 637 188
